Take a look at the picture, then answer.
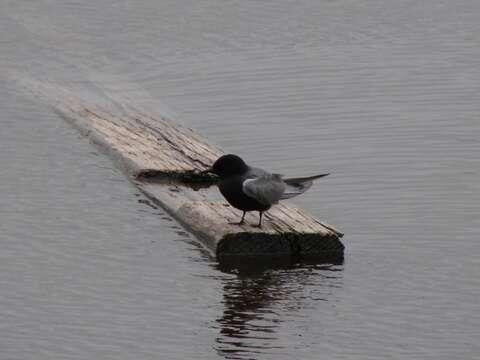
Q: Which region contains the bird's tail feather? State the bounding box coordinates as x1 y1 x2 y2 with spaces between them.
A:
283 173 329 184
280 173 329 200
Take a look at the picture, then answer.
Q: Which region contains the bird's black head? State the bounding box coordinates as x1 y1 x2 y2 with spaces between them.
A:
208 154 248 178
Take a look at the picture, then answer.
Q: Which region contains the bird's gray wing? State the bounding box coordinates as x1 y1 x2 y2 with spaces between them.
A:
242 174 286 206
280 173 329 200
246 166 270 177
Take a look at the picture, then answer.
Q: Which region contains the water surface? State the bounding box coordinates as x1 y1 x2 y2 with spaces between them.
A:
1 1 479 359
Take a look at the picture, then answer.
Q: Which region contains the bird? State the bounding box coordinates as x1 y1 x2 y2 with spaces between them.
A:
203 154 329 227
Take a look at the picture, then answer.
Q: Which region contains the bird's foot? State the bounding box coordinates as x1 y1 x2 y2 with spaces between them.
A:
229 211 246 226
229 220 245 226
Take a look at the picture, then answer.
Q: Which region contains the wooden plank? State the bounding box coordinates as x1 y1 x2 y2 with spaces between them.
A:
11 74 344 257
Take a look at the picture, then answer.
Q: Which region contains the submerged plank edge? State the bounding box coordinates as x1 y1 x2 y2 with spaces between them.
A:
13 74 345 257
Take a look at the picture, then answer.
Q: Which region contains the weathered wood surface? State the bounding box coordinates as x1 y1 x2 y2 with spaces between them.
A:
12 74 222 178
11 74 344 257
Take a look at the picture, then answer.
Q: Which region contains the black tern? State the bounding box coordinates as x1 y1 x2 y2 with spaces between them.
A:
204 154 329 227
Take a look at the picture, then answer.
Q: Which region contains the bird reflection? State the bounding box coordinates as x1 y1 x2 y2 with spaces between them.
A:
214 254 344 359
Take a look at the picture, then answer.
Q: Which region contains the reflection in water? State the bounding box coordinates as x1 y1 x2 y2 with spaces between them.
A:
214 256 344 359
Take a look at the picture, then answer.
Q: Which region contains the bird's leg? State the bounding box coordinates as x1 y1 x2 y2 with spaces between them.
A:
229 211 246 225
253 211 263 228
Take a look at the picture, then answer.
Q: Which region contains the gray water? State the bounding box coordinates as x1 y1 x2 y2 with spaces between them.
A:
1 1 479 359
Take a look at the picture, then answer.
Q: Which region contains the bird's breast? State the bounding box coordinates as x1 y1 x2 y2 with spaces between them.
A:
218 177 270 212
